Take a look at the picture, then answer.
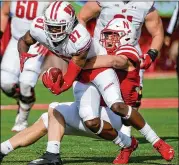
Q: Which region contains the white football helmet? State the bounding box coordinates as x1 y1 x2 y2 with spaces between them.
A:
44 1 76 42
100 18 137 52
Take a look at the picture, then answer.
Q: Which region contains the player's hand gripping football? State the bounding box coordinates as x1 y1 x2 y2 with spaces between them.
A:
42 67 64 95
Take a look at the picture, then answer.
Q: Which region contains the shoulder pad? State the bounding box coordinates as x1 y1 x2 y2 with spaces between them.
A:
30 16 46 43
116 45 140 64
70 24 92 54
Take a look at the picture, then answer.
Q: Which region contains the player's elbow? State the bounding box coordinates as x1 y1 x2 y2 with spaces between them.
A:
112 57 128 69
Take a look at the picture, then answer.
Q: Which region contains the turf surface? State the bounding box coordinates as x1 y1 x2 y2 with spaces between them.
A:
1 109 178 165
1 78 178 105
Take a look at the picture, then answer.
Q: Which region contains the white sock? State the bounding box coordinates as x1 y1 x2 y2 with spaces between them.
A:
1 140 14 155
113 131 132 148
46 141 60 154
18 100 33 122
120 125 131 137
139 123 160 145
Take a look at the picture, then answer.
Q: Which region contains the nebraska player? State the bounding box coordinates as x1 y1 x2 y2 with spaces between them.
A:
18 1 92 96
78 1 164 137
0 1 50 132
79 18 174 164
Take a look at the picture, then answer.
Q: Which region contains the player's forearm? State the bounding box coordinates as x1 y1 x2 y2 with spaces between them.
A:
18 37 31 53
18 31 37 54
150 29 164 51
84 56 113 69
84 55 128 69
0 2 10 33
0 14 9 33
77 1 100 26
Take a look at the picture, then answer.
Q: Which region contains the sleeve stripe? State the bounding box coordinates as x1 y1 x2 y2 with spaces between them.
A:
77 38 92 53
116 50 140 59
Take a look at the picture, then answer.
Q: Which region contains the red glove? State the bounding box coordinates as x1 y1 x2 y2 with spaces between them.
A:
20 52 37 72
42 60 81 95
42 70 62 95
60 60 82 93
140 54 152 70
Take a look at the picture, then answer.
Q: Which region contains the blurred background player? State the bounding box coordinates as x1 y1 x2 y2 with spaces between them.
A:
164 2 179 78
0 1 51 132
78 1 164 138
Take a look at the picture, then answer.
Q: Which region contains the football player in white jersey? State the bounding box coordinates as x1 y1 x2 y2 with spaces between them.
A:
78 0 164 138
18 3 134 160
18 1 92 96
0 100 135 165
30 18 173 165
0 1 50 132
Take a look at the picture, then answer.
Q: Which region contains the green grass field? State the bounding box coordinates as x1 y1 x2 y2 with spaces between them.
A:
1 78 178 165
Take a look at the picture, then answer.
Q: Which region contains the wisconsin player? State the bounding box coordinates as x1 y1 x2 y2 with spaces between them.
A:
0 1 50 132
18 3 133 162
78 1 164 137
0 100 137 165
18 1 92 96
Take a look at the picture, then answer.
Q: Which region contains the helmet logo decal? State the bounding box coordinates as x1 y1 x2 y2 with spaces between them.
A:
64 4 74 16
123 21 129 29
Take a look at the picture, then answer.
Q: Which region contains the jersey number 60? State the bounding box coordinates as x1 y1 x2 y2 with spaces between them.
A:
16 1 38 20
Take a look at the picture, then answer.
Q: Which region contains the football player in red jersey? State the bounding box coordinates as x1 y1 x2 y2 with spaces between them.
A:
80 18 174 164
78 1 164 137
0 1 50 132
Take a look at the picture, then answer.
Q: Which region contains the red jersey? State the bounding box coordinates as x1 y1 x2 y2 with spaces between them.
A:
78 45 140 107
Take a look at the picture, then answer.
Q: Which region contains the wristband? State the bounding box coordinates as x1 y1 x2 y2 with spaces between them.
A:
147 49 158 62
0 31 3 39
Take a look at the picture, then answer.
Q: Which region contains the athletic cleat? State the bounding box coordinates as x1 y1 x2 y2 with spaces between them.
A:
28 151 63 165
11 114 28 132
153 139 174 161
113 137 138 164
0 152 6 163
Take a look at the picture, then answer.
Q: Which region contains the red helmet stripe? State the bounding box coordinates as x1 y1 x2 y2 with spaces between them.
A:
54 1 63 19
50 1 58 19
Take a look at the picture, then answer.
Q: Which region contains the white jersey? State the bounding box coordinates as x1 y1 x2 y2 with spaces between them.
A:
10 1 50 40
94 1 154 53
30 16 91 61
41 102 122 138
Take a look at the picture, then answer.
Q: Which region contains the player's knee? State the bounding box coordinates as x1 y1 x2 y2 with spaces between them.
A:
84 118 101 131
40 112 48 129
111 102 128 117
19 83 36 105
1 82 20 98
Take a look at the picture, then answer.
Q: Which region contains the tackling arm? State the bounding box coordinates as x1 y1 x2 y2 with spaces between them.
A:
0 1 10 38
84 55 129 70
77 1 101 26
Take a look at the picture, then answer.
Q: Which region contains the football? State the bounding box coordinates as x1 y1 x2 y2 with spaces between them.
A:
48 67 64 85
